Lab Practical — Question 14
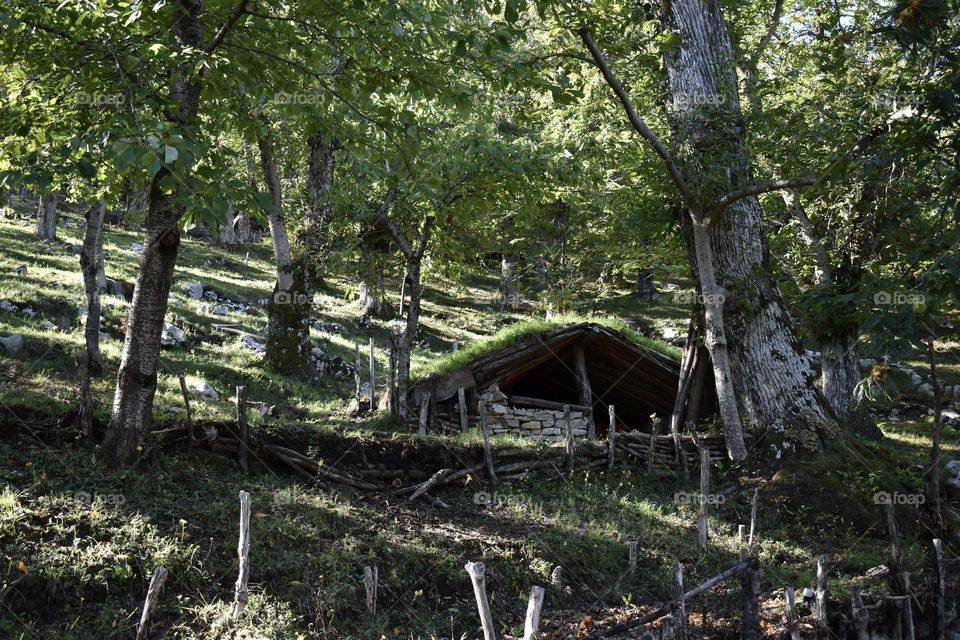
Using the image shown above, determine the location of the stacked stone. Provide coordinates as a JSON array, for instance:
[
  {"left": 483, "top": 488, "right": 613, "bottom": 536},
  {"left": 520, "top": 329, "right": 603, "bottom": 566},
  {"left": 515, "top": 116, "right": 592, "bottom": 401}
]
[{"left": 478, "top": 384, "right": 589, "bottom": 441}]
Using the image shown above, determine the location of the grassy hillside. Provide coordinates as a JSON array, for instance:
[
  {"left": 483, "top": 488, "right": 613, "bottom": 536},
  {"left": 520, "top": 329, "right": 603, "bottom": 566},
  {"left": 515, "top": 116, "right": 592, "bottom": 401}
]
[{"left": 0, "top": 205, "right": 957, "bottom": 639}]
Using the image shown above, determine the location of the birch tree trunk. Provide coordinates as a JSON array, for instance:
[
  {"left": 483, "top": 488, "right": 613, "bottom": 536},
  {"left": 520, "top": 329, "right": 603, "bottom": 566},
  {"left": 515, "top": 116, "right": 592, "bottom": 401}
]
[
  {"left": 102, "top": 0, "right": 206, "bottom": 468},
  {"left": 658, "top": 0, "right": 837, "bottom": 451},
  {"left": 35, "top": 193, "right": 58, "bottom": 241},
  {"left": 257, "top": 130, "right": 312, "bottom": 377},
  {"left": 80, "top": 200, "right": 106, "bottom": 377}
]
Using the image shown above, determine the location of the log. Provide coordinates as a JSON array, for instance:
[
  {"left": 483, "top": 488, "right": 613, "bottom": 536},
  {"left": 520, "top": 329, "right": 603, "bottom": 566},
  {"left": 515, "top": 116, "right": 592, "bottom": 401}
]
[
  {"left": 369, "top": 337, "right": 377, "bottom": 411},
  {"left": 522, "top": 585, "right": 545, "bottom": 640},
  {"left": 232, "top": 490, "right": 251, "bottom": 618},
  {"left": 698, "top": 446, "right": 709, "bottom": 550},
  {"left": 479, "top": 403, "right": 498, "bottom": 483},
  {"left": 135, "top": 566, "right": 170, "bottom": 640},
  {"left": 607, "top": 405, "right": 616, "bottom": 470},
  {"left": 465, "top": 561, "right": 497, "bottom": 640},
  {"left": 409, "top": 468, "right": 452, "bottom": 501},
  {"left": 364, "top": 565, "right": 378, "bottom": 615},
  {"left": 647, "top": 416, "right": 661, "bottom": 475},
  {"left": 458, "top": 386, "right": 469, "bottom": 432},
  {"left": 785, "top": 586, "right": 800, "bottom": 640},
  {"left": 672, "top": 562, "right": 687, "bottom": 640},
  {"left": 236, "top": 385, "right": 248, "bottom": 473},
  {"left": 509, "top": 395, "right": 589, "bottom": 412}
]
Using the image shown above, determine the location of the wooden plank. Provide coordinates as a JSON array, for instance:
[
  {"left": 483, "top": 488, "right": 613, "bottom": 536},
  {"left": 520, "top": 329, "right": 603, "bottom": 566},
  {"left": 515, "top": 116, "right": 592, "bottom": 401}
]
[{"left": 510, "top": 395, "right": 590, "bottom": 412}]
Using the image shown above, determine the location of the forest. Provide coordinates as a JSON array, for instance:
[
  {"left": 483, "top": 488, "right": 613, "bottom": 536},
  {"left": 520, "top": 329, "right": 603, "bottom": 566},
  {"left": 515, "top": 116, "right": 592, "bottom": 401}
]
[{"left": 0, "top": 0, "right": 959, "bottom": 638}]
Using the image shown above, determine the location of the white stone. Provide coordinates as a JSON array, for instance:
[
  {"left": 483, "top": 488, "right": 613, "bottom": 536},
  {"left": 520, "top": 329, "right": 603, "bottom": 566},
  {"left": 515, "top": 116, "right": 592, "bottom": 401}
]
[
  {"left": 520, "top": 421, "right": 541, "bottom": 430},
  {"left": 182, "top": 283, "right": 204, "bottom": 299},
  {"left": 190, "top": 380, "right": 219, "bottom": 401},
  {"left": 160, "top": 324, "right": 185, "bottom": 347},
  {"left": 211, "top": 305, "right": 229, "bottom": 316},
  {"left": 0, "top": 334, "right": 24, "bottom": 354},
  {"left": 917, "top": 383, "right": 934, "bottom": 399},
  {"left": 20, "top": 307, "right": 36, "bottom": 318},
  {"left": 11, "top": 265, "right": 27, "bottom": 275},
  {"left": 203, "top": 290, "right": 218, "bottom": 300},
  {"left": 240, "top": 335, "right": 266, "bottom": 353},
  {"left": 491, "top": 403, "right": 508, "bottom": 414},
  {"left": 43, "top": 320, "right": 56, "bottom": 331},
  {"left": 131, "top": 242, "right": 144, "bottom": 252},
  {"left": 0, "top": 300, "right": 16, "bottom": 311},
  {"left": 910, "top": 373, "right": 922, "bottom": 386}
]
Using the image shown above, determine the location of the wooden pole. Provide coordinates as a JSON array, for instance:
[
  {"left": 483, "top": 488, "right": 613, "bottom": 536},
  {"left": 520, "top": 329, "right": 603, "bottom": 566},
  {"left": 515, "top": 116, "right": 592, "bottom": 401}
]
[
  {"left": 458, "top": 387, "right": 469, "bottom": 432},
  {"left": 387, "top": 337, "right": 396, "bottom": 416},
  {"left": 369, "top": 337, "right": 376, "bottom": 411},
  {"left": 816, "top": 554, "right": 829, "bottom": 634},
  {"left": 851, "top": 584, "right": 870, "bottom": 640},
  {"left": 628, "top": 540, "right": 637, "bottom": 575},
  {"left": 748, "top": 487, "right": 758, "bottom": 550},
  {"left": 573, "top": 346, "right": 594, "bottom": 439},
  {"left": 522, "top": 585, "right": 545, "bottom": 640},
  {"left": 178, "top": 374, "right": 195, "bottom": 448},
  {"left": 135, "top": 566, "right": 170, "bottom": 640},
  {"left": 740, "top": 560, "right": 761, "bottom": 639},
  {"left": 465, "top": 561, "right": 497, "bottom": 640},
  {"left": 928, "top": 338, "right": 942, "bottom": 520},
  {"left": 698, "top": 446, "right": 709, "bottom": 550},
  {"left": 418, "top": 391, "right": 431, "bottom": 436},
  {"left": 236, "top": 385, "right": 249, "bottom": 473},
  {"left": 885, "top": 501, "right": 902, "bottom": 565},
  {"left": 364, "top": 565, "right": 378, "bottom": 616},
  {"left": 785, "top": 585, "right": 800, "bottom": 640},
  {"left": 647, "top": 416, "right": 661, "bottom": 474},
  {"left": 607, "top": 404, "right": 616, "bottom": 470},
  {"left": 564, "top": 404, "right": 575, "bottom": 477},
  {"left": 738, "top": 525, "right": 747, "bottom": 562},
  {"left": 933, "top": 538, "right": 945, "bottom": 640},
  {"left": 672, "top": 562, "right": 688, "bottom": 640},
  {"left": 902, "top": 572, "right": 915, "bottom": 640},
  {"left": 354, "top": 342, "right": 362, "bottom": 407},
  {"left": 479, "top": 403, "right": 498, "bottom": 483},
  {"left": 550, "top": 565, "right": 562, "bottom": 587},
  {"left": 232, "top": 490, "right": 251, "bottom": 618}
]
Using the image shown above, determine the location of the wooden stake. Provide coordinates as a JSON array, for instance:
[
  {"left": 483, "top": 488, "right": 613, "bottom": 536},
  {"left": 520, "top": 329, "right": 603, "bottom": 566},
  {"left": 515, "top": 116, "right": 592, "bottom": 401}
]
[
  {"left": 672, "top": 562, "right": 688, "bottom": 640},
  {"left": 928, "top": 338, "right": 942, "bottom": 520},
  {"left": 522, "top": 585, "right": 545, "bottom": 640},
  {"left": 354, "top": 342, "right": 361, "bottom": 406},
  {"left": 364, "top": 565, "right": 378, "bottom": 615},
  {"left": 135, "top": 566, "right": 170, "bottom": 640},
  {"left": 851, "top": 584, "right": 870, "bottom": 640},
  {"left": 232, "top": 490, "right": 251, "bottom": 618},
  {"left": 740, "top": 560, "right": 761, "bottom": 639},
  {"left": 479, "top": 403, "right": 498, "bottom": 483},
  {"left": 369, "top": 337, "right": 376, "bottom": 411},
  {"left": 564, "top": 404, "right": 575, "bottom": 477},
  {"left": 573, "top": 346, "right": 594, "bottom": 439},
  {"left": 885, "top": 501, "right": 902, "bottom": 565},
  {"left": 933, "top": 538, "right": 945, "bottom": 640},
  {"left": 465, "top": 561, "right": 497, "bottom": 640},
  {"left": 748, "top": 487, "right": 758, "bottom": 549},
  {"left": 628, "top": 541, "right": 637, "bottom": 575},
  {"left": 550, "top": 565, "right": 562, "bottom": 587},
  {"left": 698, "top": 446, "right": 709, "bottom": 550},
  {"left": 458, "top": 387, "right": 469, "bottom": 432},
  {"left": 387, "top": 337, "right": 396, "bottom": 416},
  {"left": 178, "top": 374, "right": 195, "bottom": 448},
  {"left": 738, "top": 525, "right": 747, "bottom": 562},
  {"left": 816, "top": 554, "right": 829, "bottom": 633},
  {"left": 785, "top": 585, "right": 800, "bottom": 640},
  {"left": 607, "top": 404, "right": 616, "bottom": 470},
  {"left": 236, "top": 385, "right": 248, "bottom": 473},
  {"left": 647, "top": 416, "right": 661, "bottom": 474},
  {"left": 902, "top": 571, "right": 915, "bottom": 640},
  {"left": 418, "top": 391, "right": 431, "bottom": 436}
]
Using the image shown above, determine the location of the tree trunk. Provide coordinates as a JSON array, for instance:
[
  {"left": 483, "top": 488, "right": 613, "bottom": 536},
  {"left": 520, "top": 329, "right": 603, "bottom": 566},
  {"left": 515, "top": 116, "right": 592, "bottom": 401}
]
[
  {"left": 102, "top": 0, "right": 205, "bottom": 468},
  {"left": 359, "top": 243, "right": 393, "bottom": 319},
  {"left": 258, "top": 131, "right": 312, "bottom": 376},
  {"left": 397, "top": 259, "right": 422, "bottom": 421},
  {"left": 219, "top": 201, "right": 237, "bottom": 244},
  {"left": 659, "top": 0, "right": 837, "bottom": 452},
  {"left": 36, "top": 193, "right": 58, "bottom": 241},
  {"left": 821, "top": 327, "right": 879, "bottom": 437},
  {"left": 499, "top": 215, "right": 520, "bottom": 310},
  {"left": 80, "top": 200, "right": 106, "bottom": 377},
  {"left": 635, "top": 268, "right": 658, "bottom": 301},
  {"left": 304, "top": 131, "right": 338, "bottom": 288},
  {"left": 237, "top": 141, "right": 256, "bottom": 244}
]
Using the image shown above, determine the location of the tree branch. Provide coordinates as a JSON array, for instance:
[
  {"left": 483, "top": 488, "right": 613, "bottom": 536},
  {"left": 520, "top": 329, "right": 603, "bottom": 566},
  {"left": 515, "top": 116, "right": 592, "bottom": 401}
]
[
  {"left": 374, "top": 187, "right": 411, "bottom": 257},
  {"left": 205, "top": 0, "right": 250, "bottom": 54},
  {"left": 709, "top": 176, "right": 815, "bottom": 217},
  {"left": 578, "top": 27, "right": 701, "bottom": 215}
]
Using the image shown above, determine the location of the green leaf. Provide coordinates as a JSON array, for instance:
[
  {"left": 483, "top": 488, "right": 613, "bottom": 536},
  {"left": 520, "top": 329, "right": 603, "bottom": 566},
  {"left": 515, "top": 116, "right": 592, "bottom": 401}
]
[{"left": 164, "top": 145, "right": 178, "bottom": 164}]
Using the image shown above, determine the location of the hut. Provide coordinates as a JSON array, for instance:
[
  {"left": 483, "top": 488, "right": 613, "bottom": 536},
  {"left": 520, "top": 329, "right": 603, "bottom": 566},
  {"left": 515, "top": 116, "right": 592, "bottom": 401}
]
[{"left": 410, "top": 322, "right": 714, "bottom": 440}]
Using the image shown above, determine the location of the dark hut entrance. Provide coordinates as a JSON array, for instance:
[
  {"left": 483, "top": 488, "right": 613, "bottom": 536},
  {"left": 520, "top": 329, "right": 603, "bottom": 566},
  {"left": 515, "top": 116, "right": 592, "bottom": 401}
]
[{"left": 413, "top": 322, "right": 715, "bottom": 438}]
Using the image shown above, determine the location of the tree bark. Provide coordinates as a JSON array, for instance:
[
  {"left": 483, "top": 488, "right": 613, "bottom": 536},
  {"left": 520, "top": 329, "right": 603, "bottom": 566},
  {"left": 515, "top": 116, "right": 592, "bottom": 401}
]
[
  {"left": 35, "top": 193, "right": 58, "bottom": 241},
  {"left": 304, "top": 131, "right": 338, "bottom": 289},
  {"left": 257, "top": 129, "right": 312, "bottom": 377},
  {"left": 238, "top": 141, "right": 256, "bottom": 244},
  {"left": 80, "top": 199, "right": 106, "bottom": 377},
  {"left": 656, "top": 0, "right": 837, "bottom": 451},
  {"left": 219, "top": 201, "right": 237, "bottom": 244}
]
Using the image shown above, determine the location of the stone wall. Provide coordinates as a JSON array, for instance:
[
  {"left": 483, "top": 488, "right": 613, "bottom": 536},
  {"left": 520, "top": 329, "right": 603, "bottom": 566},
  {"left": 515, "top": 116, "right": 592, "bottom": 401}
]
[{"left": 479, "top": 384, "right": 590, "bottom": 441}]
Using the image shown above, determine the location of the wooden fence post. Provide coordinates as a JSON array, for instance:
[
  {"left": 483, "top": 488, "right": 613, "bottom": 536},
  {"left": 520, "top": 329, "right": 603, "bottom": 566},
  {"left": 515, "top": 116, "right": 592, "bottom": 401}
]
[
  {"left": 647, "top": 416, "right": 661, "bottom": 474},
  {"left": 388, "top": 337, "right": 396, "bottom": 416},
  {"left": 884, "top": 501, "right": 915, "bottom": 640},
  {"left": 628, "top": 540, "right": 637, "bottom": 575},
  {"left": 738, "top": 525, "right": 747, "bottom": 562},
  {"left": 458, "top": 386, "right": 469, "bottom": 432},
  {"left": 748, "top": 487, "right": 758, "bottom": 550},
  {"left": 465, "top": 561, "right": 497, "bottom": 640},
  {"left": 354, "top": 342, "right": 362, "bottom": 407},
  {"left": 816, "top": 554, "right": 829, "bottom": 634},
  {"left": 418, "top": 391, "right": 431, "bottom": 436},
  {"left": 698, "top": 446, "right": 709, "bottom": 550},
  {"left": 672, "top": 562, "right": 688, "bottom": 640},
  {"left": 740, "top": 560, "right": 761, "bottom": 639},
  {"left": 607, "top": 405, "right": 616, "bottom": 470},
  {"left": 479, "top": 403, "right": 498, "bottom": 483},
  {"left": 364, "top": 565, "right": 378, "bottom": 616},
  {"left": 522, "top": 585, "right": 545, "bottom": 640},
  {"left": 785, "top": 585, "right": 800, "bottom": 640},
  {"left": 135, "top": 566, "right": 170, "bottom": 640},
  {"left": 236, "top": 385, "right": 249, "bottom": 473},
  {"left": 550, "top": 565, "right": 562, "bottom": 587},
  {"left": 564, "top": 404, "right": 575, "bottom": 477},
  {"left": 369, "top": 337, "right": 376, "bottom": 411},
  {"left": 851, "top": 584, "right": 870, "bottom": 640},
  {"left": 902, "top": 572, "right": 916, "bottom": 640},
  {"left": 933, "top": 538, "right": 945, "bottom": 640},
  {"left": 232, "top": 490, "right": 251, "bottom": 618},
  {"left": 178, "top": 374, "right": 195, "bottom": 448}
]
